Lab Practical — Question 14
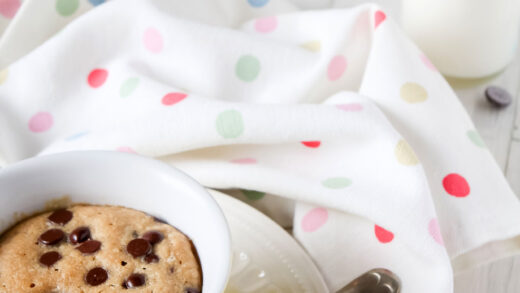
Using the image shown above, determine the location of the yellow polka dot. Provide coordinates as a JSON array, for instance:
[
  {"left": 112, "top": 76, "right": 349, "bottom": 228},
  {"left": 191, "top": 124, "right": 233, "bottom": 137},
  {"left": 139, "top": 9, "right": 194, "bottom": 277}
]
[
  {"left": 394, "top": 139, "right": 419, "bottom": 166},
  {"left": 400, "top": 82, "right": 428, "bottom": 103},
  {"left": 0, "top": 68, "right": 8, "bottom": 85},
  {"left": 300, "top": 41, "right": 321, "bottom": 52},
  {"left": 225, "top": 287, "right": 240, "bottom": 293}
]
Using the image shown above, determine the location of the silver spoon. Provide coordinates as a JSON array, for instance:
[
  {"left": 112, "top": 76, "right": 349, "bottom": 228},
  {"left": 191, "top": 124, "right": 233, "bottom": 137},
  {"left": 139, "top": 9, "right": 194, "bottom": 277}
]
[{"left": 338, "top": 268, "right": 401, "bottom": 293}]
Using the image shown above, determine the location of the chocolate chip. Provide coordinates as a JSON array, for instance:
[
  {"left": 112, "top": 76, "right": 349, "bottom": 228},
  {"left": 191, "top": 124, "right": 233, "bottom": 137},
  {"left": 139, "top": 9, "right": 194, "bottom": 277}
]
[
  {"left": 127, "top": 239, "right": 151, "bottom": 258},
  {"left": 144, "top": 253, "right": 159, "bottom": 263},
  {"left": 485, "top": 86, "right": 512, "bottom": 107},
  {"left": 185, "top": 288, "right": 200, "bottom": 293},
  {"left": 48, "top": 209, "right": 73, "bottom": 225},
  {"left": 38, "top": 229, "right": 65, "bottom": 245},
  {"left": 142, "top": 231, "right": 163, "bottom": 245},
  {"left": 39, "top": 251, "right": 62, "bottom": 267},
  {"left": 30, "top": 283, "right": 35, "bottom": 288},
  {"left": 69, "top": 227, "right": 91, "bottom": 244},
  {"left": 122, "top": 273, "right": 146, "bottom": 289},
  {"left": 121, "top": 261, "right": 127, "bottom": 266},
  {"left": 77, "top": 240, "right": 101, "bottom": 254},
  {"left": 85, "top": 267, "right": 108, "bottom": 286}
]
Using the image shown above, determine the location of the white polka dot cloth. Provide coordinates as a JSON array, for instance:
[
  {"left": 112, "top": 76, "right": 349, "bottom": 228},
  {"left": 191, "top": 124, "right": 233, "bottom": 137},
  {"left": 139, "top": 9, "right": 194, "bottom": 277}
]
[{"left": 1, "top": 0, "right": 520, "bottom": 292}]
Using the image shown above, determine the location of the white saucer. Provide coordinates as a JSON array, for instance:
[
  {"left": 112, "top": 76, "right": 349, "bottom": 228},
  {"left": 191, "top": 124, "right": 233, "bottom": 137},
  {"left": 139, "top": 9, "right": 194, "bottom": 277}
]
[{"left": 208, "top": 189, "right": 329, "bottom": 293}]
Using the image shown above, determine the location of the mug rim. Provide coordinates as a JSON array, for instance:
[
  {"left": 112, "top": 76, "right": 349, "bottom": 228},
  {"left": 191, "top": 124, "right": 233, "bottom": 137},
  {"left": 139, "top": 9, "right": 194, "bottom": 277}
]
[{"left": 0, "top": 151, "right": 231, "bottom": 293}]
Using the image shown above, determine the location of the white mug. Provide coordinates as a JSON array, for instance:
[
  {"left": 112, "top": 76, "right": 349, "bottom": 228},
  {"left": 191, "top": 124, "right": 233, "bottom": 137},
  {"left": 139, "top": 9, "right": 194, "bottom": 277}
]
[
  {"left": 0, "top": 151, "right": 231, "bottom": 293},
  {"left": 402, "top": 0, "right": 520, "bottom": 78}
]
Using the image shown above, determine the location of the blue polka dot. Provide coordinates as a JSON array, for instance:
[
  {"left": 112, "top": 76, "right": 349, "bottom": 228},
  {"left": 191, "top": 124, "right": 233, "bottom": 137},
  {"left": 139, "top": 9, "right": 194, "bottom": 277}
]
[
  {"left": 247, "top": 0, "right": 269, "bottom": 7},
  {"left": 88, "top": 0, "right": 105, "bottom": 6},
  {"left": 65, "top": 131, "right": 89, "bottom": 141}
]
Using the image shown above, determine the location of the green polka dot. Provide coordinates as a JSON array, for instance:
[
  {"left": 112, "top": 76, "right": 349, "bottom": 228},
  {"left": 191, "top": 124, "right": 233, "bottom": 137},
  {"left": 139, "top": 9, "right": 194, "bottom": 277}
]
[
  {"left": 322, "top": 177, "right": 352, "bottom": 189},
  {"left": 241, "top": 189, "right": 265, "bottom": 200},
  {"left": 216, "top": 110, "right": 244, "bottom": 138},
  {"left": 467, "top": 130, "right": 485, "bottom": 148},
  {"left": 120, "top": 77, "right": 140, "bottom": 98},
  {"left": 56, "top": 0, "right": 79, "bottom": 16},
  {"left": 235, "top": 55, "right": 260, "bottom": 82}
]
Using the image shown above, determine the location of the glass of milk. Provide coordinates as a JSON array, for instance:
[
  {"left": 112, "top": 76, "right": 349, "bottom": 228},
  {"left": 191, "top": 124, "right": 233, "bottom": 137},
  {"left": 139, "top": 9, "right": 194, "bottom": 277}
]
[{"left": 402, "top": 0, "right": 520, "bottom": 78}]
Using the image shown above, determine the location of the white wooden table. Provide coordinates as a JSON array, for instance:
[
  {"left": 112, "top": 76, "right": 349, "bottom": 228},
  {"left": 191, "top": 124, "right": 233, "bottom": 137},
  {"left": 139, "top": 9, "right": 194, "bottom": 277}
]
[{"left": 450, "top": 41, "right": 520, "bottom": 293}]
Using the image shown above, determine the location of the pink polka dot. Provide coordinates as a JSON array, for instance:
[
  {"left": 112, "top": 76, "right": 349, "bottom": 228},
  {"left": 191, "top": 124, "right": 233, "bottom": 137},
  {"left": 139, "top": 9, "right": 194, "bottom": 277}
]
[
  {"left": 230, "top": 158, "right": 257, "bottom": 164},
  {"left": 374, "top": 225, "right": 394, "bottom": 243},
  {"left": 336, "top": 103, "right": 363, "bottom": 112},
  {"left": 443, "top": 173, "right": 470, "bottom": 197},
  {"left": 420, "top": 54, "right": 438, "bottom": 71},
  {"left": 28, "top": 112, "right": 53, "bottom": 133},
  {"left": 254, "top": 16, "right": 277, "bottom": 33},
  {"left": 143, "top": 27, "right": 163, "bottom": 53},
  {"left": 301, "top": 141, "right": 321, "bottom": 148},
  {"left": 428, "top": 218, "right": 444, "bottom": 245},
  {"left": 0, "top": 0, "right": 20, "bottom": 19},
  {"left": 374, "top": 10, "right": 386, "bottom": 29},
  {"left": 162, "top": 92, "right": 187, "bottom": 106},
  {"left": 301, "top": 208, "right": 328, "bottom": 232},
  {"left": 87, "top": 69, "right": 108, "bottom": 88},
  {"left": 327, "top": 55, "right": 347, "bottom": 81},
  {"left": 116, "top": 147, "right": 137, "bottom": 154}
]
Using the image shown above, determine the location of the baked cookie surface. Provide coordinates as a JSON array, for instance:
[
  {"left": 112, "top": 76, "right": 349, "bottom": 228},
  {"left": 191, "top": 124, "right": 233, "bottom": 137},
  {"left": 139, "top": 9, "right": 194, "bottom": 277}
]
[{"left": 0, "top": 205, "right": 202, "bottom": 292}]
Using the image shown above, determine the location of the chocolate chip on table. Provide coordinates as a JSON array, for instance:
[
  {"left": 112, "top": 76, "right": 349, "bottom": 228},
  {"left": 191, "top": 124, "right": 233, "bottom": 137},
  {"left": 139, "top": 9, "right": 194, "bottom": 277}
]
[
  {"left": 85, "top": 267, "right": 108, "bottom": 286},
  {"left": 39, "top": 251, "right": 62, "bottom": 267},
  {"left": 127, "top": 239, "right": 151, "bottom": 258},
  {"left": 144, "top": 253, "right": 159, "bottom": 263},
  {"left": 485, "top": 86, "right": 512, "bottom": 107},
  {"left": 76, "top": 240, "right": 101, "bottom": 254},
  {"left": 48, "top": 209, "right": 73, "bottom": 225},
  {"left": 185, "top": 288, "right": 200, "bottom": 293},
  {"left": 69, "top": 227, "right": 91, "bottom": 244},
  {"left": 142, "top": 231, "right": 163, "bottom": 245},
  {"left": 122, "top": 273, "right": 146, "bottom": 289},
  {"left": 38, "top": 229, "right": 65, "bottom": 245}
]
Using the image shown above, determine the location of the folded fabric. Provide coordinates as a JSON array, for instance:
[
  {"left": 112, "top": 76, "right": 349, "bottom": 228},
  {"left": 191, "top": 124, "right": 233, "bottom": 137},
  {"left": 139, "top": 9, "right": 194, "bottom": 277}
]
[{"left": 1, "top": 0, "right": 520, "bottom": 292}]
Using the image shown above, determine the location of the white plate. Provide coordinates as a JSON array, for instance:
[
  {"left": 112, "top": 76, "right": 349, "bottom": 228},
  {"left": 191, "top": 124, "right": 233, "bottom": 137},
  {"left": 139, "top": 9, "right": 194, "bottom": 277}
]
[{"left": 208, "top": 189, "right": 329, "bottom": 293}]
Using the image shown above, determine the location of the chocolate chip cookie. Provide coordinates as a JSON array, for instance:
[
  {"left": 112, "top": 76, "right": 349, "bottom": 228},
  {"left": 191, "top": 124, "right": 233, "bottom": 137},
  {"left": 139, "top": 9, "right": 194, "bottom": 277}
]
[{"left": 0, "top": 205, "right": 202, "bottom": 292}]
